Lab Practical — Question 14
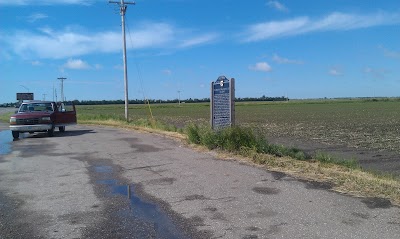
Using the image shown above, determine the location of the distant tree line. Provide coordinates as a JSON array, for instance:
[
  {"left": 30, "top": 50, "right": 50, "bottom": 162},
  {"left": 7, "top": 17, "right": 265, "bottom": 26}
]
[
  {"left": 236, "top": 96, "right": 288, "bottom": 102},
  {"left": 71, "top": 96, "right": 289, "bottom": 105},
  {"left": 0, "top": 96, "right": 288, "bottom": 107},
  {"left": 4, "top": 97, "right": 400, "bottom": 107}
]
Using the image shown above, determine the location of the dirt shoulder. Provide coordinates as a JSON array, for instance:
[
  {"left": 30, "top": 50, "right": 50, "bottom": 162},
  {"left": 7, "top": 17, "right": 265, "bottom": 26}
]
[{"left": 267, "top": 135, "right": 400, "bottom": 178}]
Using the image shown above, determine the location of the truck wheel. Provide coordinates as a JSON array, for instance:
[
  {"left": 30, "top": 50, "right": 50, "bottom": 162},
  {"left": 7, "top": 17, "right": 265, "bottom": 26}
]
[
  {"left": 59, "top": 126, "right": 65, "bottom": 132},
  {"left": 12, "top": 131, "right": 19, "bottom": 139},
  {"left": 47, "top": 126, "right": 55, "bottom": 137}
]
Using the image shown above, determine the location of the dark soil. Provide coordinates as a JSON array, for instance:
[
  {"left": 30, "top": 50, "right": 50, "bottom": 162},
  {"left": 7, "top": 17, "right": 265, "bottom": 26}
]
[{"left": 267, "top": 135, "right": 400, "bottom": 178}]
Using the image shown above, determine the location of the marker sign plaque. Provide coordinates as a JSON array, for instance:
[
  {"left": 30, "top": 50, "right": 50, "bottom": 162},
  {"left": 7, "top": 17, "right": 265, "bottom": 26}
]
[
  {"left": 211, "top": 76, "right": 235, "bottom": 129},
  {"left": 16, "top": 93, "right": 34, "bottom": 100}
]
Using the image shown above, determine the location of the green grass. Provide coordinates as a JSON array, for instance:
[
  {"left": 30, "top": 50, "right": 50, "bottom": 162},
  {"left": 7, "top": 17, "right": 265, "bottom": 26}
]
[
  {"left": 77, "top": 103, "right": 208, "bottom": 127},
  {"left": 0, "top": 112, "right": 13, "bottom": 123},
  {"left": 77, "top": 99, "right": 400, "bottom": 153},
  {"left": 186, "top": 124, "right": 263, "bottom": 151},
  {"left": 185, "top": 124, "right": 358, "bottom": 168},
  {"left": 314, "top": 151, "right": 359, "bottom": 169}
]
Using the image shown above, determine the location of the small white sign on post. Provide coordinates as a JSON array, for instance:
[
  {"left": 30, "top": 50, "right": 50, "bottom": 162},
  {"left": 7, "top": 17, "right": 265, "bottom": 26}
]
[{"left": 210, "top": 76, "right": 235, "bottom": 130}]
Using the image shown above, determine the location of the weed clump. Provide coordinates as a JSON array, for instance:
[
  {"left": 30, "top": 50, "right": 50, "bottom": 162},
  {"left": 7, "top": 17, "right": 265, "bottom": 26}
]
[
  {"left": 314, "top": 151, "right": 359, "bottom": 169},
  {"left": 186, "top": 124, "right": 201, "bottom": 144},
  {"left": 186, "top": 124, "right": 265, "bottom": 152},
  {"left": 185, "top": 124, "right": 360, "bottom": 169}
]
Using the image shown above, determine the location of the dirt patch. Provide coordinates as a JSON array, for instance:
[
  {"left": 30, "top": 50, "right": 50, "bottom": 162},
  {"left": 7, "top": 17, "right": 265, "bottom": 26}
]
[
  {"left": 361, "top": 197, "right": 392, "bottom": 209},
  {"left": 252, "top": 187, "right": 281, "bottom": 195},
  {"left": 267, "top": 135, "right": 400, "bottom": 178}
]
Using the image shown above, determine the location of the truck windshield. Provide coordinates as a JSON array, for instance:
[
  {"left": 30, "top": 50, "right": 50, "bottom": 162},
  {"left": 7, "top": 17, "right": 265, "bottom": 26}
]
[{"left": 19, "top": 103, "right": 53, "bottom": 112}]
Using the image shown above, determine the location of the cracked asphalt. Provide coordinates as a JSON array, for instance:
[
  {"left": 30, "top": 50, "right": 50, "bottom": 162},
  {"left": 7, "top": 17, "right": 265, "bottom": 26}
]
[{"left": 0, "top": 121, "right": 399, "bottom": 238}]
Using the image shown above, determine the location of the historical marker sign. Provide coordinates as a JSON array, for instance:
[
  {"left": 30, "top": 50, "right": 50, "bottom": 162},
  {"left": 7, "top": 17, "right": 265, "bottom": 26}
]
[
  {"left": 16, "top": 93, "right": 34, "bottom": 100},
  {"left": 211, "top": 76, "right": 235, "bottom": 129}
]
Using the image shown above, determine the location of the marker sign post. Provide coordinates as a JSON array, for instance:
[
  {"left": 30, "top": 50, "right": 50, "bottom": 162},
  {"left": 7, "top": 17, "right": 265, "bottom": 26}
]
[{"left": 211, "top": 76, "right": 235, "bottom": 130}]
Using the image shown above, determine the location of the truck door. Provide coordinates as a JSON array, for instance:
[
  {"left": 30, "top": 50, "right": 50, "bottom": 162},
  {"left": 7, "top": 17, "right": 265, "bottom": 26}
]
[{"left": 55, "top": 102, "right": 77, "bottom": 124}]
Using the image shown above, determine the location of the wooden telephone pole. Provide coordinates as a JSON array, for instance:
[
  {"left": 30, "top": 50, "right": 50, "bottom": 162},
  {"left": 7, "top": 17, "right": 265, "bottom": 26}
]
[{"left": 109, "top": 0, "right": 135, "bottom": 121}]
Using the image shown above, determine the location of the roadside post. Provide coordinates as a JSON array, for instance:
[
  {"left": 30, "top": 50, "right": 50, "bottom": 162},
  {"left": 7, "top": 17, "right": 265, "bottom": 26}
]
[{"left": 210, "top": 76, "right": 235, "bottom": 130}]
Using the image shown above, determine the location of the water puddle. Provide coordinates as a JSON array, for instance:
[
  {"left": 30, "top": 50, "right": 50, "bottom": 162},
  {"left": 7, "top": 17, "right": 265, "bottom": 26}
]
[
  {"left": 96, "top": 179, "right": 117, "bottom": 185},
  {"left": 0, "top": 130, "right": 12, "bottom": 155},
  {"left": 94, "top": 165, "right": 113, "bottom": 173},
  {"left": 94, "top": 165, "right": 185, "bottom": 239}
]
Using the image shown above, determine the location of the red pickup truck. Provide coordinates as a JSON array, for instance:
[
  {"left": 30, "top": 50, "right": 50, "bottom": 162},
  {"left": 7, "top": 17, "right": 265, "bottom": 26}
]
[{"left": 9, "top": 101, "right": 77, "bottom": 139}]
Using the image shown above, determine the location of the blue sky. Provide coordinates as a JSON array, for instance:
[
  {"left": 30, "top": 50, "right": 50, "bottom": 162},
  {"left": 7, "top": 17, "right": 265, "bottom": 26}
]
[{"left": 1, "top": 0, "right": 399, "bottom": 103}]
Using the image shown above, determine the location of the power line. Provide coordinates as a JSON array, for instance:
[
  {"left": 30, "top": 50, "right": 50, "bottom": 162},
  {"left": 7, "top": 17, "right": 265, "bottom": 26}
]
[
  {"left": 125, "top": 18, "right": 154, "bottom": 119},
  {"left": 20, "top": 85, "right": 29, "bottom": 93},
  {"left": 109, "top": 0, "right": 135, "bottom": 121}
]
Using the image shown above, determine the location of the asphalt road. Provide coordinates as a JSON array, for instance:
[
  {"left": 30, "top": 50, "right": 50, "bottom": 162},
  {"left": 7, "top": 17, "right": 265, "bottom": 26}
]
[{"left": 0, "top": 121, "right": 399, "bottom": 238}]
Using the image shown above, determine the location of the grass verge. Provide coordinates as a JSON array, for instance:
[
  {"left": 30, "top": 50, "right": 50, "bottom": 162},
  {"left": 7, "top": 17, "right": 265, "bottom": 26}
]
[
  {"left": 0, "top": 112, "right": 13, "bottom": 123},
  {"left": 184, "top": 124, "right": 400, "bottom": 206}
]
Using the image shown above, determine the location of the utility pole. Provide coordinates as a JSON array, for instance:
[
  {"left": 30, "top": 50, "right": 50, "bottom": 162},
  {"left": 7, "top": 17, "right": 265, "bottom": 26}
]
[
  {"left": 109, "top": 0, "right": 135, "bottom": 121},
  {"left": 177, "top": 90, "right": 181, "bottom": 106},
  {"left": 42, "top": 93, "right": 47, "bottom": 101},
  {"left": 57, "top": 77, "right": 66, "bottom": 102}
]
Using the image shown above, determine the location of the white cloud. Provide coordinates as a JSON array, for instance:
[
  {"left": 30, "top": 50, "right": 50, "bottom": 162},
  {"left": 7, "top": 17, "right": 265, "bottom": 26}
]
[
  {"left": 27, "top": 13, "right": 48, "bottom": 23},
  {"left": 31, "top": 60, "right": 42, "bottom": 66},
  {"left": 179, "top": 33, "right": 219, "bottom": 48},
  {"left": 0, "top": 0, "right": 94, "bottom": 5},
  {"left": 272, "top": 54, "right": 303, "bottom": 64},
  {"left": 267, "top": 1, "right": 289, "bottom": 12},
  {"left": 242, "top": 11, "right": 400, "bottom": 42},
  {"left": 249, "top": 62, "right": 272, "bottom": 72},
  {"left": 163, "top": 69, "right": 172, "bottom": 75},
  {"left": 63, "top": 58, "right": 90, "bottom": 69},
  {"left": 329, "top": 67, "right": 343, "bottom": 76},
  {"left": 38, "top": 27, "right": 54, "bottom": 35},
  {"left": 5, "top": 29, "right": 119, "bottom": 59},
  {"left": 364, "top": 67, "right": 388, "bottom": 80},
  {"left": 243, "top": 17, "right": 309, "bottom": 41},
  {"left": 379, "top": 45, "right": 400, "bottom": 59},
  {"left": 113, "top": 65, "right": 123, "bottom": 70},
  {"left": 3, "top": 22, "right": 217, "bottom": 59},
  {"left": 129, "top": 23, "right": 175, "bottom": 49}
]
